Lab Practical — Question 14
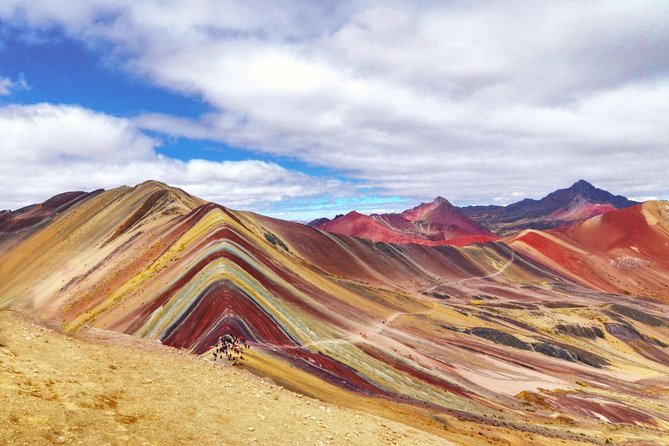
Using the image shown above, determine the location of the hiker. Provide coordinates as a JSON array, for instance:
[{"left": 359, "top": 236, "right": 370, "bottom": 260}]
[{"left": 211, "top": 332, "right": 248, "bottom": 365}]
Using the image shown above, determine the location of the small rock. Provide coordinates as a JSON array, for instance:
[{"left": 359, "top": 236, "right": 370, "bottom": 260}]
[{"left": 247, "top": 427, "right": 255, "bottom": 432}]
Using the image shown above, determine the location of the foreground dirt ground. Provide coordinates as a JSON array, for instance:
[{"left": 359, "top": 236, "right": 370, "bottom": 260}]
[{"left": 0, "top": 310, "right": 452, "bottom": 446}]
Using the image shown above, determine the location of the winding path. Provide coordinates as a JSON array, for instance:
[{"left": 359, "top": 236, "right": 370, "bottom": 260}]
[{"left": 423, "top": 251, "right": 516, "bottom": 293}]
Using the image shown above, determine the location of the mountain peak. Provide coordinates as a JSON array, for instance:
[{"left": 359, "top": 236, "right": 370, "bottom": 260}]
[
  {"left": 559, "top": 180, "right": 636, "bottom": 208},
  {"left": 314, "top": 196, "right": 493, "bottom": 244},
  {"left": 135, "top": 179, "right": 172, "bottom": 191},
  {"left": 402, "top": 197, "right": 454, "bottom": 221},
  {"left": 570, "top": 179, "right": 596, "bottom": 192},
  {"left": 543, "top": 180, "right": 637, "bottom": 214},
  {"left": 461, "top": 179, "right": 638, "bottom": 235},
  {"left": 433, "top": 196, "right": 451, "bottom": 205},
  {"left": 345, "top": 210, "right": 365, "bottom": 218},
  {"left": 411, "top": 196, "right": 455, "bottom": 212}
]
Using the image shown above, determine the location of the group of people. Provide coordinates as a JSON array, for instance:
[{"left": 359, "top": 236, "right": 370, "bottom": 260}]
[{"left": 212, "top": 334, "right": 250, "bottom": 365}]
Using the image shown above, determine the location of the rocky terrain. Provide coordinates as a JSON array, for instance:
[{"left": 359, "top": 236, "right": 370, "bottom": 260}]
[
  {"left": 0, "top": 310, "right": 449, "bottom": 446},
  {"left": 1, "top": 180, "right": 668, "bottom": 445}
]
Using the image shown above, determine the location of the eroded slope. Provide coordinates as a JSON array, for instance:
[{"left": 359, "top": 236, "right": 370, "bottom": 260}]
[{"left": 1, "top": 183, "right": 668, "bottom": 445}]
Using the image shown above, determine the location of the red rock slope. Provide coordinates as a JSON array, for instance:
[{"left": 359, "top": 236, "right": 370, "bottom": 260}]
[
  {"left": 316, "top": 197, "right": 496, "bottom": 246},
  {"left": 509, "top": 201, "right": 669, "bottom": 300}
]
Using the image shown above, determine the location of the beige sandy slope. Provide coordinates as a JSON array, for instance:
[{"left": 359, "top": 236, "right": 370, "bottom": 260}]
[{"left": 0, "top": 310, "right": 452, "bottom": 446}]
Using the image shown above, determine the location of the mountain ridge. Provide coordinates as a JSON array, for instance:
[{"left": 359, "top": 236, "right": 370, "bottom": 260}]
[
  {"left": 310, "top": 180, "right": 637, "bottom": 242},
  {"left": 460, "top": 179, "right": 638, "bottom": 234},
  {"left": 314, "top": 196, "right": 496, "bottom": 246},
  {"left": 2, "top": 181, "right": 669, "bottom": 444}
]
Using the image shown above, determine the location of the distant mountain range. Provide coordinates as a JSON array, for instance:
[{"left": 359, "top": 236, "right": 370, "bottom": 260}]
[
  {"left": 311, "top": 196, "right": 496, "bottom": 246},
  {"left": 310, "top": 180, "right": 638, "bottom": 242},
  {"left": 460, "top": 179, "right": 638, "bottom": 235}
]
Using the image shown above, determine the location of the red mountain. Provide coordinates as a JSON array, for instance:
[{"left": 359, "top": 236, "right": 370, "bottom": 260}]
[
  {"left": 508, "top": 200, "right": 669, "bottom": 299},
  {"left": 315, "top": 196, "right": 496, "bottom": 246}
]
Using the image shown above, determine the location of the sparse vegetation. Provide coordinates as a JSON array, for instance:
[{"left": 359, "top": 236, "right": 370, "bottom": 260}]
[{"left": 263, "top": 231, "right": 289, "bottom": 251}]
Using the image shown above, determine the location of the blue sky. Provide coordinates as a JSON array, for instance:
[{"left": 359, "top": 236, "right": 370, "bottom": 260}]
[
  {"left": 0, "top": 34, "right": 206, "bottom": 117},
  {"left": 0, "top": 1, "right": 667, "bottom": 220},
  {"left": 0, "top": 32, "right": 347, "bottom": 184}
]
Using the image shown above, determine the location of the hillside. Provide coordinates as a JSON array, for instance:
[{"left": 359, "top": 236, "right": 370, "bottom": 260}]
[
  {"left": 508, "top": 201, "right": 669, "bottom": 300},
  {"left": 0, "top": 310, "right": 449, "bottom": 445},
  {"left": 1, "top": 182, "right": 669, "bottom": 445}
]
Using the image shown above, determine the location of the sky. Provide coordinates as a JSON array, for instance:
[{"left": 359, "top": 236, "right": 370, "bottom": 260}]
[{"left": 0, "top": 1, "right": 667, "bottom": 221}]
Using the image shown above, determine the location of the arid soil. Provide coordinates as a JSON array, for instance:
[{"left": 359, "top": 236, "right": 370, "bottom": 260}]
[{"left": 0, "top": 310, "right": 451, "bottom": 446}]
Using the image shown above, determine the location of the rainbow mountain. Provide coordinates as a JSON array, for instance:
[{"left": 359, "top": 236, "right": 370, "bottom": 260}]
[{"left": 1, "top": 180, "right": 668, "bottom": 445}]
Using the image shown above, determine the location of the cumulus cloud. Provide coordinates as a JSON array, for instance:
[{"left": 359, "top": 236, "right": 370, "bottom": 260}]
[
  {"left": 0, "top": 103, "right": 345, "bottom": 212},
  {"left": 0, "top": 0, "right": 667, "bottom": 207}
]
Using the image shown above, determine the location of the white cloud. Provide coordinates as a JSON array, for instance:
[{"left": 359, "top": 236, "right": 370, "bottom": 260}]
[
  {"left": 0, "top": 78, "right": 12, "bottom": 95},
  {"left": 0, "top": 103, "right": 346, "bottom": 212},
  {"left": 0, "top": 75, "right": 29, "bottom": 95},
  {"left": 0, "top": 1, "right": 668, "bottom": 207}
]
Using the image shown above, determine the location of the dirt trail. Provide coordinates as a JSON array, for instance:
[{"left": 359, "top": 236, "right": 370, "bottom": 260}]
[
  {"left": 423, "top": 252, "right": 516, "bottom": 294},
  {"left": 0, "top": 310, "right": 453, "bottom": 446},
  {"left": 252, "top": 307, "right": 433, "bottom": 353}
]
